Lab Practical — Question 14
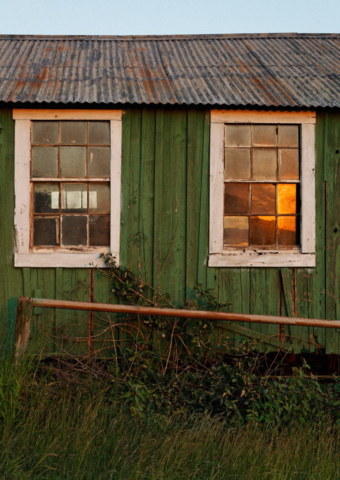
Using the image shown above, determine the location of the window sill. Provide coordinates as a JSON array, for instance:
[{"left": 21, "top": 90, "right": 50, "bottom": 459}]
[
  {"left": 208, "top": 251, "right": 315, "bottom": 268},
  {"left": 14, "top": 252, "right": 119, "bottom": 268}
]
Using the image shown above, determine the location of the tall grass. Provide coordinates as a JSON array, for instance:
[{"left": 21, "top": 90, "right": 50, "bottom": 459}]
[{"left": 1, "top": 355, "right": 340, "bottom": 479}]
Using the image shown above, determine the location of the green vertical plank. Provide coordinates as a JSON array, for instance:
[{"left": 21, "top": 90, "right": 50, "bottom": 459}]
[
  {"left": 153, "top": 109, "right": 164, "bottom": 294},
  {"left": 92, "top": 269, "right": 116, "bottom": 358},
  {"left": 23, "top": 269, "right": 31, "bottom": 297},
  {"left": 197, "top": 110, "right": 210, "bottom": 289},
  {"left": 55, "top": 268, "right": 63, "bottom": 355},
  {"left": 324, "top": 112, "right": 340, "bottom": 354},
  {"left": 139, "top": 108, "right": 156, "bottom": 287},
  {"left": 250, "top": 269, "right": 280, "bottom": 352},
  {"left": 38, "top": 269, "right": 56, "bottom": 353},
  {"left": 120, "top": 109, "right": 131, "bottom": 269},
  {"left": 154, "top": 109, "right": 187, "bottom": 306},
  {"left": 127, "top": 110, "right": 142, "bottom": 275},
  {"left": 61, "top": 269, "right": 90, "bottom": 356},
  {"left": 186, "top": 109, "right": 205, "bottom": 298},
  {"left": 0, "top": 109, "right": 23, "bottom": 354},
  {"left": 281, "top": 268, "right": 303, "bottom": 354}
]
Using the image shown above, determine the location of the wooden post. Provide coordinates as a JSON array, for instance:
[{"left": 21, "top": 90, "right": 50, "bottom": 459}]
[{"left": 13, "top": 297, "right": 32, "bottom": 361}]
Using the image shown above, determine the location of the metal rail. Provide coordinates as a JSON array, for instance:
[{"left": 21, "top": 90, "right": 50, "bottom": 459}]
[{"left": 22, "top": 296, "right": 340, "bottom": 329}]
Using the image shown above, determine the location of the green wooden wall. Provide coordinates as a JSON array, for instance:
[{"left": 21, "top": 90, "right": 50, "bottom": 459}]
[{"left": 1, "top": 107, "right": 340, "bottom": 355}]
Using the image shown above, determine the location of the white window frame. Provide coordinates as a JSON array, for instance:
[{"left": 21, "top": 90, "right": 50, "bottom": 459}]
[
  {"left": 13, "top": 109, "right": 122, "bottom": 268},
  {"left": 209, "top": 109, "right": 316, "bottom": 268}
]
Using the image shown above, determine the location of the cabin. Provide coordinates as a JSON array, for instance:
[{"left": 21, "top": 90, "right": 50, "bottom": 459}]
[{"left": 1, "top": 33, "right": 340, "bottom": 357}]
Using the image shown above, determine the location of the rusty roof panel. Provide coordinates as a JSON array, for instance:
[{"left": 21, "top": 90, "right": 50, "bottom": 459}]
[{"left": 0, "top": 34, "right": 340, "bottom": 107}]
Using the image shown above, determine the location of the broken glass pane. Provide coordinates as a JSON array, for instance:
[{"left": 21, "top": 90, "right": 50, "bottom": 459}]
[
  {"left": 250, "top": 184, "right": 275, "bottom": 214},
  {"left": 34, "top": 183, "right": 60, "bottom": 213},
  {"left": 61, "top": 215, "right": 87, "bottom": 246},
  {"left": 278, "top": 216, "right": 298, "bottom": 245},
  {"left": 60, "top": 121, "right": 87, "bottom": 145},
  {"left": 89, "top": 215, "right": 110, "bottom": 246},
  {"left": 88, "top": 147, "right": 110, "bottom": 177},
  {"left": 278, "top": 125, "right": 299, "bottom": 148},
  {"left": 223, "top": 216, "right": 249, "bottom": 246},
  {"left": 250, "top": 216, "right": 276, "bottom": 245},
  {"left": 32, "top": 147, "right": 58, "bottom": 177},
  {"left": 61, "top": 183, "right": 87, "bottom": 213},
  {"left": 34, "top": 217, "right": 59, "bottom": 246},
  {"left": 32, "top": 122, "right": 58, "bottom": 145},
  {"left": 252, "top": 125, "right": 277, "bottom": 146},
  {"left": 225, "top": 125, "right": 251, "bottom": 147},
  {"left": 278, "top": 184, "right": 297, "bottom": 214},
  {"left": 278, "top": 149, "right": 299, "bottom": 180},
  {"left": 89, "top": 183, "right": 110, "bottom": 214},
  {"left": 88, "top": 121, "right": 110, "bottom": 145},
  {"left": 60, "top": 147, "right": 86, "bottom": 177},
  {"left": 224, "top": 183, "right": 249, "bottom": 214},
  {"left": 252, "top": 148, "right": 277, "bottom": 180},
  {"left": 225, "top": 148, "right": 250, "bottom": 179}
]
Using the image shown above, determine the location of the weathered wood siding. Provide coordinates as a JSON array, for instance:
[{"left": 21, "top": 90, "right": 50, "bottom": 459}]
[{"left": 1, "top": 107, "right": 340, "bottom": 354}]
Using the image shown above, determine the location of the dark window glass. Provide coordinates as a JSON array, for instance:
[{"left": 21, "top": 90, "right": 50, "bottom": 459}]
[
  {"left": 34, "top": 183, "right": 59, "bottom": 213},
  {"left": 88, "top": 121, "right": 110, "bottom": 145},
  {"left": 278, "top": 216, "right": 298, "bottom": 245},
  {"left": 224, "top": 216, "right": 249, "bottom": 246},
  {"left": 224, "top": 183, "right": 249, "bottom": 214},
  {"left": 250, "top": 184, "right": 275, "bottom": 214},
  {"left": 32, "top": 147, "right": 58, "bottom": 177},
  {"left": 89, "top": 215, "right": 110, "bottom": 246},
  {"left": 250, "top": 216, "right": 276, "bottom": 245},
  {"left": 88, "top": 147, "right": 110, "bottom": 177},
  {"left": 32, "top": 122, "right": 58, "bottom": 145},
  {"left": 61, "top": 216, "right": 87, "bottom": 246},
  {"left": 60, "top": 147, "right": 86, "bottom": 177},
  {"left": 60, "top": 121, "right": 87, "bottom": 145},
  {"left": 34, "top": 217, "right": 58, "bottom": 246}
]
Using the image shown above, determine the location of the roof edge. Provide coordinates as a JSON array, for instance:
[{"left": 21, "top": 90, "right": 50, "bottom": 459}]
[{"left": 0, "top": 32, "right": 340, "bottom": 41}]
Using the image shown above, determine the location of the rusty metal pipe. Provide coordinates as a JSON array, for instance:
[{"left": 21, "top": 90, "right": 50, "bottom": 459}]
[{"left": 25, "top": 297, "right": 340, "bottom": 329}]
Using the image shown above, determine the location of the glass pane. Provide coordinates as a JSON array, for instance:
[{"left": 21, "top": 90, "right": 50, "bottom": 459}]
[
  {"left": 252, "top": 148, "right": 277, "bottom": 180},
  {"left": 250, "top": 184, "right": 275, "bottom": 214},
  {"left": 89, "top": 215, "right": 110, "bottom": 246},
  {"left": 34, "top": 183, "right": 59, "bottom": 213},
  {"left": 279, "top": 149, "right": 299, "bottom": 180},
  {"left": 88, "top": 122, "right": 110, "bottom": 145},
  {"left": 225, "top": 125, "right": 251, "bottom": 147},
  {"left": 32, "top": 122, "right": 58, "bottom": 145},
  {"left": 250, "top": 216, "right": 276, "bottom": 245},
  {"left": 252, "top": 125, "right": 277, "bottom": 146},
  {"left": 60, "top": 121, "right": 86, "bottom": 145},
  {"left": 224, "top": 183, "right": 249, "bottom": 214},
  {"left": 61, "top": 215, "right": 87, "bottom": 246},
  {"left": 225, "top": 149, "right": 250, "bottom": 179},
  {"left": 89, "top": 183, "right": 110, "bottom": 214},
  {"left": 61, "top": 183, "right": 87, "bottom": 213},
  {"left": 34, "top": 217, "right": 59, "bottom": 246},
  {"left": 60, "top": 147, "right": 86, "bottom": 177},
  {"left": 278, "top": 216, "right": 298, "bottom": 245},
  {"left": 224, "top": 216, "right": 249, "bottom": 246},
  {"left": 278, "top": 184, "right": 297, "bottom": 214},
  {"left": 32, "top": 147, "right": 58, "bottom": 177},
  {"left": 278, "top": 125, "right": 299, "bottom": 148},
  {"left": 88, "top": 147, "right": 110, "bottom": 177}
]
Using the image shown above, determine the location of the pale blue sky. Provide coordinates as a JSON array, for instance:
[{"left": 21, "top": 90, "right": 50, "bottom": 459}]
[{"left": 0, "top": 0, "right": 339, "bottom": 36}]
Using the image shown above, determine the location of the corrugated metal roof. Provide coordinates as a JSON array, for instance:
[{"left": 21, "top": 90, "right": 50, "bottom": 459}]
[{"left": 0, "top": 33, "right": 340, "bottom": 107}]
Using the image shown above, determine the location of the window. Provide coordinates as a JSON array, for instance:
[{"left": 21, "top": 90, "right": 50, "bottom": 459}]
[
  {"left": 209, "top": 110, "right": 316, "bottom": 267},
  {"left": 14, "top": 110, "right": 122, "bottom": 268}
]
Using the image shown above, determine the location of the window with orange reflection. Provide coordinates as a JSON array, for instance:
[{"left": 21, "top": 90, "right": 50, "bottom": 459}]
[{"left": 224, "top": 124, "right": 300, "bottom": 247}]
